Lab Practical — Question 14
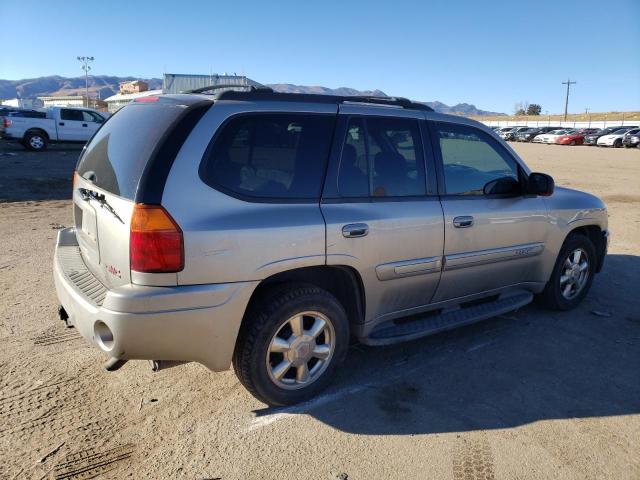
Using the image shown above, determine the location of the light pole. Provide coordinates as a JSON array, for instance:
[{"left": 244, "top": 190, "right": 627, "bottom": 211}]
[{"left": 77, "top": 56, "right": 94, "bottom": 108}]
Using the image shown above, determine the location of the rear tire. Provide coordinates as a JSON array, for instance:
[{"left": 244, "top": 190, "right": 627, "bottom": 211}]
[
  {"left": 569, "top": 140, "right": 576, "bottom": 146},
  {"left": 24, "top": 131, "right": 48, "bottom": 151},
  {"left": 613, "top": 139, "right": 622, "bottom": 148},
  {"left": 233, "top": 284, "right": 349, "bottom": 406},
  {"left": 537, "top": 233, "right": 596, "bottom": 311}
]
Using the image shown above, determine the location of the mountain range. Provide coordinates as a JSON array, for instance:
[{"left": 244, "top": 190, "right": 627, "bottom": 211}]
[{"left": 0, "top": 75, "right": 505, "bottom": 116}]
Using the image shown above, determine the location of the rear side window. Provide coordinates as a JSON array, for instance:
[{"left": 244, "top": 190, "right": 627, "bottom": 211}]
[
  {"left": 77, "top": 103, "right": 189, "bottom": 199},
  {"left": 338, "top": 116, "right": 426, "bottom": 197},
  {"left": 200, "top": 114, "right": 335, "bottom": 200}
]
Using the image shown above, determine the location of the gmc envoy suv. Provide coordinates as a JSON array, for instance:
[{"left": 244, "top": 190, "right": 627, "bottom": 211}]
[{"left": 54, "top": 87, "right": 608, "bottom": 405}]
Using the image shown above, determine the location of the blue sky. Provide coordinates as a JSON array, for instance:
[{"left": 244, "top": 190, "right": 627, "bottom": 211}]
[{"left": 1, "top": 0, "right": 638, "bottom": 113}]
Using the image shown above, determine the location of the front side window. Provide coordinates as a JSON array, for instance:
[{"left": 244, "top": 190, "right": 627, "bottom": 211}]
[
  {"left": 337, "top": 116, "right": 426, "bottom": 197},
  {"left": 82, "top": 110, "right": 103, "bottom": 123},
  {"left": 436, "top": 123, "right": 519, "bottom": 196},
  {"left": 200, "top": 114, "right": 335, "bottom": 199}
]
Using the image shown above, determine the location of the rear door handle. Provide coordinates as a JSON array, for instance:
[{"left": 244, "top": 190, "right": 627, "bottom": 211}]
[
  {"left": 82, "top": 123, "right": 88, "bottom": 127},
  {"left": 342, "top": 223, "right": 369, "bottom": 238},
  {"left": 453, "top": 216, "right": 474, "bottom": 228},
  {"left": 59, "top": 122, "right": 65, "bottom": 126}
]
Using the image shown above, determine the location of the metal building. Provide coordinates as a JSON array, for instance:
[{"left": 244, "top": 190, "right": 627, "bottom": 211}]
[{"left": 162, "top": 73, "right": 261, "bottom": 94}]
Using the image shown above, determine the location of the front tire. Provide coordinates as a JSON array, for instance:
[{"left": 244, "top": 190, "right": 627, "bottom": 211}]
[
  {"left": 24, "top": 132, "right": 48, "bottom": 151},
  {"left": 613, "top": 139, "right": 622, "bottom": 148},
  {"left": 537, "top": 233, "right": 596, "bottom": 310},
  {"left": 233, "top": 284, "right": 349, "bottom": 406}
]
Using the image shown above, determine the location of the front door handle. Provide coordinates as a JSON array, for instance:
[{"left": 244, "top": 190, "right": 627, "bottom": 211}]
[
  {"left": 82, "top": 123, "right": 88, "bottom": 127},
  {"left": 453, "top": 216, "right": 474, "bottom": 228},
  {"left": 59, "top": 122, "right": 65, "bottom": 126},
  {"left": 342, "top": 223, "right": 369, "bottom": 238}
]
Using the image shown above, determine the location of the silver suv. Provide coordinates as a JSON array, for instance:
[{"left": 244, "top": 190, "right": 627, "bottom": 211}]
[{"left": 54, "top": 88, "right": 608, "bottom": 405}]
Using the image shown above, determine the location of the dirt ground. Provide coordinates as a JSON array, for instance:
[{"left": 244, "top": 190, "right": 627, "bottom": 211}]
[{"left": 0, "top": 139, "right": 638, "bottom": 480}]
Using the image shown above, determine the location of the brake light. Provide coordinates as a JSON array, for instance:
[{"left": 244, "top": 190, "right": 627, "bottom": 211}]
[
  {"left": 134, "top": 96, "right": 160, "bottom": 103},
  {"left": 130, "top": 204, "right": 184, "bottom": 273},
  {"left": 2, "top": 118, "right": 11, "bottom": 127}
]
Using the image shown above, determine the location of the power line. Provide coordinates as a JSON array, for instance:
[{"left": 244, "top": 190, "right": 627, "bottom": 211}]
[{"left": 562, "top": 78, "right": 576, "bottom": 121}]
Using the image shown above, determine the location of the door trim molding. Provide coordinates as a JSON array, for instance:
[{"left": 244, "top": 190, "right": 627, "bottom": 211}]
[
  {"left": 444, "top": 242, "right": 544, "bottom": 271},
  {"left": 376, "top": 256, "right": 442, "bottom": 281}
]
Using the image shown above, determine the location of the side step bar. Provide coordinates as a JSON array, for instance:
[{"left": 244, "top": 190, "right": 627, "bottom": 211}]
[{"left": 366, "top": 290, "right": 533, "bottom": 346}]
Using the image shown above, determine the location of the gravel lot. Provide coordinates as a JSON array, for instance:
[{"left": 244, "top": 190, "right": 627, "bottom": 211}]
[{"left": 1, "top": 139, "right": 638, "bottom": 479}]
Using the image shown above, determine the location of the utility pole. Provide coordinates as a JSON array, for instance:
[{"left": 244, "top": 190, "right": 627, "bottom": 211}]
[
  {"left": 77, "top": 56, "right": 94, "bottom": 108},
  {"left": 562, "top": 78, "right": 576, "bottom": 121}
]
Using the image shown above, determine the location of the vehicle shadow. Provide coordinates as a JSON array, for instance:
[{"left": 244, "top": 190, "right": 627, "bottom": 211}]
[
  {"left": 253, "top": 254, "right": 640, "bottom": 434},
  {"left": 0, "top": 140, "right": 81, "bottom": 202}
]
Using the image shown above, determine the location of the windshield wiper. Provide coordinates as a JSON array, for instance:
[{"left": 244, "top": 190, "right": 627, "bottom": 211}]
[{"left": 79, "top": 188, "right": 124, "bottom": 224}]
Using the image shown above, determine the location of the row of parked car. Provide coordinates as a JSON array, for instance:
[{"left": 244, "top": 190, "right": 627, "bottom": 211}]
[{"left": 490, "top": 125, "right": 640, "bottom": 148}]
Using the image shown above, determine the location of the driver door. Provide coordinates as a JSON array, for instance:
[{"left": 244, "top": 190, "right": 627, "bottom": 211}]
[{"left": 430, "top": 121, "right": 549, "bottom": 302}]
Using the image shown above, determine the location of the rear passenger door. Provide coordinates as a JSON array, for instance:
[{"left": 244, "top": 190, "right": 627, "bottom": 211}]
[
  {"left": 321, "top": 105, "right": 444, "bottom": 324},
  {"left": 430, "top": 121, "right": 549, "bottom": 302}
]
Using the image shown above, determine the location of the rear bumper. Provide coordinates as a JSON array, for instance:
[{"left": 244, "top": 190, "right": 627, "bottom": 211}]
[{"left": 53, "top": 228, "right": 258, "bottom": 371}]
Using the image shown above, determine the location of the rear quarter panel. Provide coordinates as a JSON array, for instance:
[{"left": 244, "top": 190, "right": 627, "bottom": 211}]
[{"left": 162, "top": 100, "right": 337, "bottom": 285}]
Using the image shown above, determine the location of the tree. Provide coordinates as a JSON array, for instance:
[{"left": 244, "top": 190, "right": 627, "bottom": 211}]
[
  {"left": 514, "top": 101, "right": 530, "bottom": 116},
  {"left": 527, "top": 104, "right": 542, "bottom": 116}
]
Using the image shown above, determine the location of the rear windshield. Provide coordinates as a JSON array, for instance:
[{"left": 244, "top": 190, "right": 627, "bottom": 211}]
[{"left": 76, "top": 103, "right": 188, "bottom": 199}]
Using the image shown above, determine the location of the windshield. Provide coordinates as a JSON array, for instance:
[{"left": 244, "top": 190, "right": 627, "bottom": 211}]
[{"left": 611, "top": 129, "right": 627, "bottom": 134}]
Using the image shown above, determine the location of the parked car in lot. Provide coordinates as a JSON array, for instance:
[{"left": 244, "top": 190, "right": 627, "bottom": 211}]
[
  {"left": 583, "top": 126, "right": 627, "bottom": 146},
  {"left": 515, "top": 127, "right": 562, "bottom": 142},
  {"left": 54, "top": 89, "right": 609, "bottom": 405},
  {"left": 597, "top": 127, "right": 640, "bottom": 147},
  {"left": 1, "top": 106, "right": 106, "bottom": 150},
  {"left": 622, "top": 130, "right": 640, "bottom": 148},
  {"left": 532, "top": 129, "right": 572, "bottom": 144},
  {"left": 498, "top": 126, "right": 528, "bottom": 141},
  {"left": 555, "top": 130, "right": 586, "bottom": 146}
]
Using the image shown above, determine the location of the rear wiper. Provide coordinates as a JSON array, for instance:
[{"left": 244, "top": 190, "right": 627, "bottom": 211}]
[{"left": 79, "top": 188, "right": 124, "bottom": 224}]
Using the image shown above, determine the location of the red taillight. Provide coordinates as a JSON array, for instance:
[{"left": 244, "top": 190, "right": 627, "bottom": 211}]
[
  {"left": 134, "top": 96, "right": 160, "bottom": 103},
  {"left": 2, "top": 118, "right": 11, "bottom": 127},
  {"left": 130, "top": 204, "right": 184, "bottom": 273}
]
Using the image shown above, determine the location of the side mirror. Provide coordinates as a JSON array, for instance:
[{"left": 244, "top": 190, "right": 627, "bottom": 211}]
[
  {"left": 527, "top": 172, "right": 554, "bottom": 196},
  {"left": 483, "top": 176, "right": 520, "bottom": 196}
]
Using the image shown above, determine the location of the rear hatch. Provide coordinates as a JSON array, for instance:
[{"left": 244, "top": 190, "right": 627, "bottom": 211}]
[{"left": 73, "top": 96, "right": 210, "bottom": 288}]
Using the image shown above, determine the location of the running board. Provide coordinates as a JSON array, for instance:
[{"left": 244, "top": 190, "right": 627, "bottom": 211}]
[{"left": 366, "top": 291, "right": 533, "bottom": 346}]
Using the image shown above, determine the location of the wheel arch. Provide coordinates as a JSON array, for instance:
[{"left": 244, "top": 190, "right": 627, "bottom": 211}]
[
  {"left": 241, "top": 265, "right": 365, "bottom": 332},
  {"left": 24, "top": 128, "right": 50, "bottom": 141},
  {"left": 565, "top": 224, "right": 607, "bottom": 272}
]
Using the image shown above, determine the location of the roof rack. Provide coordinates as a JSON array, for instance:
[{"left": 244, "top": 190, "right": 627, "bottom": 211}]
[
  {"left": 184, "top": 84, "right": 274, "bottom": 94},
  {"left": 210, "top": 89, "right": 433, "bottom": 111}
]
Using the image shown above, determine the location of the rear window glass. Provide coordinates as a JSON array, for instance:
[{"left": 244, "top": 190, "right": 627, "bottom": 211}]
[
  {"left": 200, "top": 113, "right": 335, "bottom": 200},
  {"left": 76, "top": 103, "right": 187, "bottom": 199}
]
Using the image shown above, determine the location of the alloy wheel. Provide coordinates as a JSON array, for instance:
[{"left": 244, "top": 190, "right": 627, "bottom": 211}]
[
  {"left": 559, "top": 248, "right": 590, "bottom": 300},
  {"left": 266, "top": 311, "right": 335, "bottom": 390}
]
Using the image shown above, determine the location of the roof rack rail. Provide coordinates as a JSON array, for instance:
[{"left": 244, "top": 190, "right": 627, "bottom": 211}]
[
  {"left": 184, "top": 84, "right": 274, "bottom": 94},
  {"left": 212, "top": 89, "right": 433, "bottom": 111}
]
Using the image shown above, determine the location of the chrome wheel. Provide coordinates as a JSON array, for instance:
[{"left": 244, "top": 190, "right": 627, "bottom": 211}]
[
  {"left": 29, "top": 135, "right": 44, "bottom": 149},
  {"left": 266, "top": 311, "right": 335, "bottom": 390},
  {"left": 559, "top": 248, "right": 590, "bottom": 300}
]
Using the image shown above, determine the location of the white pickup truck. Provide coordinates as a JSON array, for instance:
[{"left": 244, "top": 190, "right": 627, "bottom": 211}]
[{"left": 1, "top": 106, "right": 107, "bottom": 151}]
